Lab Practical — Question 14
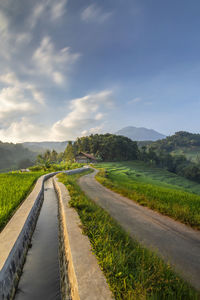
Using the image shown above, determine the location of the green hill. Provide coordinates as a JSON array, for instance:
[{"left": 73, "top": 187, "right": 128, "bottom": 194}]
[
  {"left": 149, "top": 131, "right": 200, "bottom": 162},
  {"left": 0, "top": 142, "right": 36, "bottom": 172}
]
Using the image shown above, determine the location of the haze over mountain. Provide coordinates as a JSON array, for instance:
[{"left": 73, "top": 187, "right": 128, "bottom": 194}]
[
  {"left": 116, "top": 126, "right": 166, "bottom": 141},
  {"left": 22, "top": 141, "right": 68, "bottom": 153}
]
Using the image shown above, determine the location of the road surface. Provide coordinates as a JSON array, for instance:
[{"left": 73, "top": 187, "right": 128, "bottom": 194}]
[{"left": 78, "top": 169, "right": 200, "bottom": 291}]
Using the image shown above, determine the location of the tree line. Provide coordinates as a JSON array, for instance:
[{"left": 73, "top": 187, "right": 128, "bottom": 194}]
[
  {"left": 36, "top": 134, "right": 139, "bottom": 164},
  {"left": 140, "top": 146, "right": 200, "bottom": 183},
  {"left": 35, "top": 132, "right": 200, "bottom": 184}
]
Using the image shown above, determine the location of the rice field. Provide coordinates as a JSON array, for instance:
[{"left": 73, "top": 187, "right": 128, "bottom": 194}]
[
  {"left": 0, "top": 172, "right": 43, "bottom": 231},
  {"left": 95, "top": 161, "right": 200, "bottom": 229}
]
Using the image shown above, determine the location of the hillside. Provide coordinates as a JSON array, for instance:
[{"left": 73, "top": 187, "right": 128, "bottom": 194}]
[
  {"left": 0, "top": 142, "right": 36, "bottom": 172},
  {"left": 150, "top": 131, "right": 200, "bottom": 162},
  {"left": 21, "top": 141, "right": 68, "bottom": 153},
  {"left": 116, "top": 126, "right": 166, "bottom": 141}
]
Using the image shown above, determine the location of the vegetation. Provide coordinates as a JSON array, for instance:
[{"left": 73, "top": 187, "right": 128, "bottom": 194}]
[
  {"left": 0, "top": 141, "right": 36, "bottom": 172},
  {"left": 95, "top": 162, "right": 200, "bottom": 229},
  {"left": 58, "top": 171, "right": 198, "bottom": 299},
  {"left": 150, "top": 131, "right": 200, "bottom": 151},
  {"left": 73, "top": 133, "right": 139, "bottom": 161},
  {"left": 147, "top": 131, "right": 200, "bottom": 163},
  {"left": 0, "top": 160, "right": 83, "bottom": 230},
  {"left": 0, "top": 172, "right": 43, "bottom": 231},
  {"left": 140, "top": 145, "right": 200, "bottom": 184},
  {"left": 63, "top": 141, "right": 75, "bottom": 161}
]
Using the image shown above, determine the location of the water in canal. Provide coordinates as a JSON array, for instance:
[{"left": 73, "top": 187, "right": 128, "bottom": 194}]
[{"left": 15, "top": 178, "right": 61, "bottom": 300}]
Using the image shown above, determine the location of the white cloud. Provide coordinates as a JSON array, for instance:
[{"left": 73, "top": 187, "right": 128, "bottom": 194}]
[
  {"left": 50, "top": 0, "right": 67, "bottom": 20},
  {"left": 0, "top": 10, "right": 32, "bottom": 60},
  {"left": 0, "top": 89, "right": 114, "bottom": 142},
  {"left": 0, "top": 87, "right": 35, "bottom": 124},
  {"left": 29, "top": 0, "right": 68, "bottom": 28},
  {"left": 81, "top": 4, "right": 112, "bottom": 23},
  {"left": 0, "top": 118, "right": 49, "bottom": 143},
  {"left": 52, "top": 90, "right": 113, "bottom": 140},
  {"left": 33, "top": 36, "right": 80, "bottom": 85},
  {"left": 128, "top": 97, "right": 142, "bottom": 104},
  {"left": 0, "top": 72, "right": 45, "bottom": 125}
]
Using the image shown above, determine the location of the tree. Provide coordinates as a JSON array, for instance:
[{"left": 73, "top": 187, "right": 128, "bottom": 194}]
[{"left": 64, "top": 141, "right": 75, "bottom": 161}]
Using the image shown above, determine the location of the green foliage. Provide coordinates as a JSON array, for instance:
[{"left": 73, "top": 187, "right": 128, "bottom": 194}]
[
  {"left": 140, "top": 145, "right": 200, "bottom": 183},
  {"left": 58, "top": 172, "right": 198, "bottom": 299},
  {"left": 63, "top": 141, "right": 75, "bottom": 161},
  {"left": 29, "top": 161, "right": 83, "bottom": 172},
  {"left": 95, "top": 162, "right": 200, "bottom": 229},
  {"left": 0, "top": 141, "right": 36, "bottom": 172},
  {"left": 73, "top": 133, "right": 139, "bottom": 161},
  {"left": 148, "top": 131, "right": 200, "bottom": 163},
  {"left": 0, "top": 172, "right": 43, "bottom": 231}
]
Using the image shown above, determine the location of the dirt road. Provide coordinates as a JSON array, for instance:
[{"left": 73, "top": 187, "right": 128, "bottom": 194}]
[{"left": 78, "top": 170, "right": 200, "bottom": 290}]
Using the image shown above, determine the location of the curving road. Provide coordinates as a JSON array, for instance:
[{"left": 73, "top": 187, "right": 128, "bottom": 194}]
[{"left": 78, "top": 169, "right": 200, "bottom": 291}]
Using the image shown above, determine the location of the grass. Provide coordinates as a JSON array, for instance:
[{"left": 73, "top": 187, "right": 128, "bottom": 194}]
[
  {"left": 96, "top": 161, "right": 200, "bottom": 194},
  {"left": 58, "top": 171, "right": 199, "bottom": 299},
  {"left": 0, "top": 172, "right": 44, "bottom": 231},
  {"left": 95, "top": 161, "right": 200, "bottom": 229},
  {"left": 0, "top": 161, "right": 83, "bottom": 231}
]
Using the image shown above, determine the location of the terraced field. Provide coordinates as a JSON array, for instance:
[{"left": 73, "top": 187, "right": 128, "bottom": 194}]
[
  {"left": 0, "top": 172, "right": 44, "bottom": 231},
  {"left": 95, "top": 161, "right": 200, "bottom": 228}
]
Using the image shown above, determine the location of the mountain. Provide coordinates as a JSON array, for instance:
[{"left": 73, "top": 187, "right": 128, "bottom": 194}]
[
  {"left": 0, "top": 141, "right": 36, "bottom": 172},
  {"left": 21, "top": 141, "right": 68, "bottom": 153},
  {"left": 115, "top": 126, "right": 166, "bottom": 141}
]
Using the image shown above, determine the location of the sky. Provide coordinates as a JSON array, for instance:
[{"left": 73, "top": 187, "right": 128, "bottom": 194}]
[{"left": 0, "top": 0, "right": 200, "bottom": 142}]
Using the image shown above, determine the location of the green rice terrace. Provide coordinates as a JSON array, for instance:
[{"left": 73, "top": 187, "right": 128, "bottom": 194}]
[
  {"left": 0, "top": 172, "right": 44, "bottom": 231},
  {"left": 95, "top": 161, "right": 200, "bottom": 229}
]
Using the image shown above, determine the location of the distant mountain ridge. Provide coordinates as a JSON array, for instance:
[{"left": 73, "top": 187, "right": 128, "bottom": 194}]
[
  {"left": 115, "top": 126, "right": 166, "bottom": 141},
  {"left": 21, "top": 141, "right": 68, "bottom": 153}
]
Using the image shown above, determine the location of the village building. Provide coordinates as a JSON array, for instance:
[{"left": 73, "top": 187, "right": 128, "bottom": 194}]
[{"left": 75, "top": 152, "right": 97, "bottom": 163}]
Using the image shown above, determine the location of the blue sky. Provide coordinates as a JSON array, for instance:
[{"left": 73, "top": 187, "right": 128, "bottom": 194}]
[{"left": 0, "top": 0, "right": 200, "bottom": 142}]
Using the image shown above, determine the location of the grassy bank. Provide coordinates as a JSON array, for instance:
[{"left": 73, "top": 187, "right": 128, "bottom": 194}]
[
  {"left": 0, "top": 162, "right": 83, "bottom": 231},
  {"left": 58, "top": 171, "right": 198, "bottom": 299},
  {"left": 0, "top": 172, "right": 44, "bottom": 231},
  {"left": 95, "top": 162, "right": 200, "bottom": 229}
]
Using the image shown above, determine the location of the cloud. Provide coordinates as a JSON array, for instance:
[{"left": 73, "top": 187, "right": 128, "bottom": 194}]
[
  {"left": 29, "top": 0, "right": 68, "bottom": 28},
  {"left": 52, "top": 90, "right": 114, "bottom": 140},
  {"left": 0, "top": 118, "right": 49, "bottom": 143},
  {"left": 0, "top": 72, "right": 45, "bottom": 125},
  {"left": 0, "top": 9, "right": 32, "bottom": 61},
  {"left": 32, "top": 36, "right": 80, "bottom": 85},
  {"left": 0, "top": 90, "right": 114, "bottom": 142},
  {"left": 128, "top": 97, "right": 142, "bottom": 104},
  {"left": 81, "top": 4, "right": 112, "bottom": 23},
  {"left": 50, "top": 0, "right": 67, "bottom": 20}
]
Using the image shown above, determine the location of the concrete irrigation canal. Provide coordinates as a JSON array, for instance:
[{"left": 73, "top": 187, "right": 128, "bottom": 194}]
[
  {"left": 14, "top": 178, "right": 61, "bottom": 300},
  {"left": 0, "top": 168, "right": 112, "bottom": 300}
]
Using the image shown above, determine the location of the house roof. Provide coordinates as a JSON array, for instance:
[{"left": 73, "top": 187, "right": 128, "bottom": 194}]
[{"left": 77, "top": 152, "right": 97, "bottom": 160}]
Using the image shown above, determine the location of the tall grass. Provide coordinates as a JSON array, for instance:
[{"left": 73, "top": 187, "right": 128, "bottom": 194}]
[
  {"left": 0, "top": 172, "right": 43, "bottom": 231},
  {"left": 95, "top": 163, "right": 200, "bottom": 229},
  {"left": 58, "top": 172, "right": 198, "bottom": 299}
]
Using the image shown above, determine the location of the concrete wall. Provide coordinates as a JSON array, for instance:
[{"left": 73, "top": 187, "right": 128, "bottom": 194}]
[
  {"left": 0, "top": 169, "right": 74, "bottom": 300},
  {"left": 53, "top": 174, "right": 113, "bottom": 300}
]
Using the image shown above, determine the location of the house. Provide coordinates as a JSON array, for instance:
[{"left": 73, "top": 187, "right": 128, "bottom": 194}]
[
  {"left": 75, "top": 152, "right": 97, "bottom": 163},
  {"left": 20, "top": 168, "right": 30, "bottom": 172}
]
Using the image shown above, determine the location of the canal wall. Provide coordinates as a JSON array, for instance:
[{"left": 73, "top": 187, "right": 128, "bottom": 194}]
[
  {"left": 53, "top": 174, "right": 113, "bottom": 300},
  {"left": 0, "top": 171, "right": 61, "bottom": 300}
]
